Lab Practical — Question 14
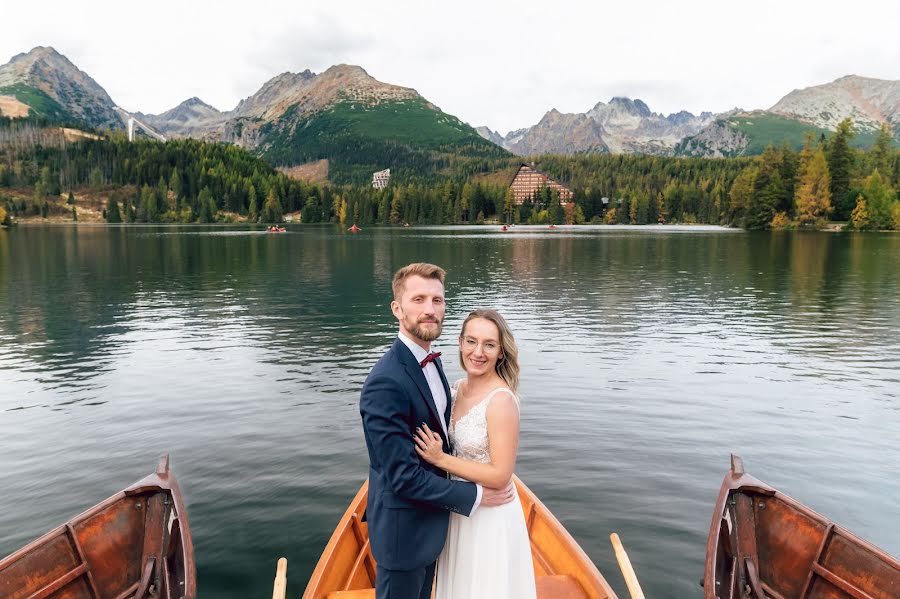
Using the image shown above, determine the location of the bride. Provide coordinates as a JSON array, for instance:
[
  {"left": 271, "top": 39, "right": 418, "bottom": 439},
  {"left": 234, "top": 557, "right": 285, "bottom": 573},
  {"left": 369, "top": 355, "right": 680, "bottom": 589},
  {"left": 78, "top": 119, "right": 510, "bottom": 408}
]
[{"left": 414, "top": 309, "right": 537, "bottom": 599}]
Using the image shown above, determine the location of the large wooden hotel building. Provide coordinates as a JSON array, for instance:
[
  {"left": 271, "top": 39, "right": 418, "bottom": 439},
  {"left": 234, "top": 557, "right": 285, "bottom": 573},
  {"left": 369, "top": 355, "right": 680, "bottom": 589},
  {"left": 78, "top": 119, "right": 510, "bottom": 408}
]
[{"left": 509, "top": 163, "right": 573, "bottom": 204}]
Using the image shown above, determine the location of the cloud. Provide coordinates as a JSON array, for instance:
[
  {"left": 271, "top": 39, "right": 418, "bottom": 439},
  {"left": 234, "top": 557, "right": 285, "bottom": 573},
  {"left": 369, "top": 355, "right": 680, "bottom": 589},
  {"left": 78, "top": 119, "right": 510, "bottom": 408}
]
[
  {"left": 1, "top": 0, "right": 898, "bottom": 132},
  {"left": 245, "top": 14, "right": 374, "bottom": 79}
]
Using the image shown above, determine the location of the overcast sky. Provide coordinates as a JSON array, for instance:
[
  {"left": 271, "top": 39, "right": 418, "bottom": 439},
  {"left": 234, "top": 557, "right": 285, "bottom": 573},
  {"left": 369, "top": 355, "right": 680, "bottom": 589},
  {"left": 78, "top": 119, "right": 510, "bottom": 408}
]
[{"left": 3, "top": 0, "right": 899, "bottom": 134}]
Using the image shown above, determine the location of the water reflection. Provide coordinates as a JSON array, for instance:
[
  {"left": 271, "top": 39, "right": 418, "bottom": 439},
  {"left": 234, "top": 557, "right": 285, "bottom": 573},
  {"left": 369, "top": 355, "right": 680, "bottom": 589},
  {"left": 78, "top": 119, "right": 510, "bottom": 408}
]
[{"left": 0, "top": 225, "right": 898, "bottom": 598}]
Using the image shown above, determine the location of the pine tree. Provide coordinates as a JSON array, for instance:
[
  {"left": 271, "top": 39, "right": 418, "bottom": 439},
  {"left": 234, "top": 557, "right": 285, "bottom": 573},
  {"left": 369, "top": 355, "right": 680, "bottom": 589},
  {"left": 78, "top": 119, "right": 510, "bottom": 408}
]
[
  {"left": 106, "top": 196, "right": 121, "bottom": 223},
  {"left": 157, "top": 175, "right": 168, "bottom": 214},
  {"left": 389, "top": 189, "right": 402, "bottom": 224},
  {"left": 549, "top": 189, "right": 564, "bottom": 224},
  {"left": 656, "top": 192, "right": 667, "bottom": 223},
  {"left": 170, "top": 167, "right": 182, "bottom": 210},
  {"left": 66, "top": 191, "right": 75, "bottom": 205},
  {"left": 90, "top": 166, "right": 103, "bottom": 188},
  {"left": 747, "top": 145, "right": 787, "bottom": 228},
  {"left": 262, "top": 188, "right": 283, "bottom": 223},
  {"left": 247, "top": 185, "right": 258, "bottom": 222},
  {"left": 197, "top": 187, "right": 215, "bottom": 223},
  {"left": 729, "top": 166, "right": 757, "bottom": 226},
  {"left": 827, "top": 118, "right": 855, "bottom": 220},
  {"left": 460, "top": 183, "right": 473, "bottom": 222},
  {"left": 794, "top": 148, "right": 832, "bottom": 226},
  {"left": 503, "top": 188, "right": 515, "bottom": 224},
  {"left": 778, "top": 141, "right": 799, "bottom": 204},
  {"left": 869, "top": 124, "right": 894, "bottom": 176},
  {"left": 139, "top": 184, "right": 157, "bottom": 222}
]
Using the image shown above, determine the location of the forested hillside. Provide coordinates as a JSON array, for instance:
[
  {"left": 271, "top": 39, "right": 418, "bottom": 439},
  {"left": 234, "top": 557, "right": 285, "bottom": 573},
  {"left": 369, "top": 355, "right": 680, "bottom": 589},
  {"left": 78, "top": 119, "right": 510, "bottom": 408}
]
[{"left": 2, "top": 117, "right": 898, "bottom": 230}]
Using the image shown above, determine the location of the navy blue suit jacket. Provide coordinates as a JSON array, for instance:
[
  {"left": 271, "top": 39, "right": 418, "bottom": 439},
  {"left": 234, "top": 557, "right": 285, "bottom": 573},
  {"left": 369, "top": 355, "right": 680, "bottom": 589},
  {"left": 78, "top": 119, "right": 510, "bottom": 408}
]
[{"left": 360, "top": 337, "right": 478, "bottom": 571}]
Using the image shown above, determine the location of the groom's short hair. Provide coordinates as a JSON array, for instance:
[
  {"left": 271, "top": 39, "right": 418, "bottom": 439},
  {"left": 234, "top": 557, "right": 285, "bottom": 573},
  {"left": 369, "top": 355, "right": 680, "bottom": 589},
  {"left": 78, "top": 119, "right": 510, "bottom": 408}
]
[{"left": 392, "top": 263, "right": 446, "bottom": 300}]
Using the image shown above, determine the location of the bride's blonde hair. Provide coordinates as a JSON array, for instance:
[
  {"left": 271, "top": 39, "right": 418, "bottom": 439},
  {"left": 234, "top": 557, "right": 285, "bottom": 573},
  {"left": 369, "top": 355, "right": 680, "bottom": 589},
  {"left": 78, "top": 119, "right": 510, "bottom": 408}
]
[{"left": 458, "top": 309, "right": 520, "bottom": 392}]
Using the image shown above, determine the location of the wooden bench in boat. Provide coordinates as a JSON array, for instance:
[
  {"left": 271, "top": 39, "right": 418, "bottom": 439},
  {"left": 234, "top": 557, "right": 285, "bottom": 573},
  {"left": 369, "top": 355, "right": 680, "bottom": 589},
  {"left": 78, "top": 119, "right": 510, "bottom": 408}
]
[
  {"left": 325, "top": 573, "right": 589, "bottom": 599},
  {"left": 303, "top": 477, "right": 617, "bottom": 599}
]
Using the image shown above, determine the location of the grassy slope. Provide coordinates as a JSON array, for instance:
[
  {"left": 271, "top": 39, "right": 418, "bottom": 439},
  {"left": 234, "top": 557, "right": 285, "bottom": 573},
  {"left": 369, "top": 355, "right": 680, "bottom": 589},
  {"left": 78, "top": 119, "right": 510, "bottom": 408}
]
[
  {"left": 728, "top": 113, "right": 889, "bottom": 154},
  {"left": 0, "top": 84, "right": 77, "bottom": 124},
  {"left": 259, "top": 98, "right": 508, "bottom": 184}
]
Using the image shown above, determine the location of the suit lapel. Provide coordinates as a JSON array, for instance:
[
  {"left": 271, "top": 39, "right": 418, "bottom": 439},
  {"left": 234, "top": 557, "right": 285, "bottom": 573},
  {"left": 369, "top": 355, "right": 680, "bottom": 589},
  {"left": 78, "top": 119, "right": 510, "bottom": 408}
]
[{"left": 435, "top": 357, "right": 452, "bottom": 429}]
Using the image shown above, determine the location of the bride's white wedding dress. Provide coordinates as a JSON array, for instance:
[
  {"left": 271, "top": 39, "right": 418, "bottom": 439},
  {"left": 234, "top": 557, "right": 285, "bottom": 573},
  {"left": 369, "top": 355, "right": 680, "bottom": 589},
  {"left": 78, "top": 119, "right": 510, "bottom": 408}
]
[{"left": 434, "top": 382, "right": 537, "bottom": 599}]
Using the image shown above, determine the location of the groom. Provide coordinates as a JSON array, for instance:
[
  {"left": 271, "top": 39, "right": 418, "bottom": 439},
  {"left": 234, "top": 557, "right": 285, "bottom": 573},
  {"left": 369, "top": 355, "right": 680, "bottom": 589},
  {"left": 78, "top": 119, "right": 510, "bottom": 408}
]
[{"left": 360, "top": 263, "right": 515, "bottom": 599}]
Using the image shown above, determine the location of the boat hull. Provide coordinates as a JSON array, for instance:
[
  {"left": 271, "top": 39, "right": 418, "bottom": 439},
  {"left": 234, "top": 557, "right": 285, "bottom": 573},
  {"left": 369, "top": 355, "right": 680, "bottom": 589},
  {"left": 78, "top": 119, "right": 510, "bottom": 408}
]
[
  {"left": 0, "top": 455, "right": 196, "bottom": 599},
  {"left": 705, "top": 455, "right": 900, "bottom": 599}
]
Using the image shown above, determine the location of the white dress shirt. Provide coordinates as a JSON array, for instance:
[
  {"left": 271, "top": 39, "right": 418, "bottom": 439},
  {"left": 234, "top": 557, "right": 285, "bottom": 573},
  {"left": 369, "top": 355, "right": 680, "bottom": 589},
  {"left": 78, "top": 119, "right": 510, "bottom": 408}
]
[{"left": 398, "top": 332, "right": 482, "bottom": 515}]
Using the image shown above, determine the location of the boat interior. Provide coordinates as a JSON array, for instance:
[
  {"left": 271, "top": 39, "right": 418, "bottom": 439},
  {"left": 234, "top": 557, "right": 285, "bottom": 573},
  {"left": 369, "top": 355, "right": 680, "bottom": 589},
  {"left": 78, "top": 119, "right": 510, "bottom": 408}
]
[{"left": 306, "top": 478, "right": 615, "bottom": 599}]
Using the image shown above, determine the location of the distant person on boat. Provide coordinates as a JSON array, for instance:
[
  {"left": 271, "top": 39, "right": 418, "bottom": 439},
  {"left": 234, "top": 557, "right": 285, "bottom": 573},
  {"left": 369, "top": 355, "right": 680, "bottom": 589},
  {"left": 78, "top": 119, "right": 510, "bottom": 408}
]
[
  {"left": 360, "top": 263, "right": 516, "bottom": 599},
  {"left": 414, "top": 309, "right": 536, "bottom": 599}
]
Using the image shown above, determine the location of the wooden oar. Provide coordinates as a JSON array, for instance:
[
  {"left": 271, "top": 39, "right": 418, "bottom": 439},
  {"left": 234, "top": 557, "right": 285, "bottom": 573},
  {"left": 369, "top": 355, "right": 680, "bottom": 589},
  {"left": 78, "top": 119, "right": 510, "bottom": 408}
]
[
  {"left": 272, "top": 557, "right": 288, "bottom": 599},
  {"left": 610, "top": 533, "right": 647, "bottom": 599}
]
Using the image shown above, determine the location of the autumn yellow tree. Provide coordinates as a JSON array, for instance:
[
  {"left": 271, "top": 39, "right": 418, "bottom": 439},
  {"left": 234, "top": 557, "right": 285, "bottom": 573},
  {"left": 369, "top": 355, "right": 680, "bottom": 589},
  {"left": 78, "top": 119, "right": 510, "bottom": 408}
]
[
  {"left": 850, "top": 196, "right": 869, "bottom": 230},
  {"left": 794, "top": 147, "right": 832, "bottom": 226},
  {"left": 890, "top": 203, "right": 900, "bottom": 230}
]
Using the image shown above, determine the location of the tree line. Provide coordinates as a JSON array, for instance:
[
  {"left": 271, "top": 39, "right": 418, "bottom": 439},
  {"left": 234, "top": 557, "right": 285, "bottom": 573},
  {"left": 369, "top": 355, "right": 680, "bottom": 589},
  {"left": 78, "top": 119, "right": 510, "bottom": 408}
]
[{"left": 2, "top": 117, "right": 898, "bottom": 229}]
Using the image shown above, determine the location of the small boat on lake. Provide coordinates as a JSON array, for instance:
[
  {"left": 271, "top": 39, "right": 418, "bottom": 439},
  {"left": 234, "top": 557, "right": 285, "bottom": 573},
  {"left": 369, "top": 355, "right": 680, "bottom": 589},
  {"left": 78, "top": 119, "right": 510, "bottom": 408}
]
[
  {"left": 705, "top": 455, "right": 899, "bottom": 599},
  {"left": 0, "top": 455, "right": 196, "bottom": 599},
  {"left": 303, "top": 476, "right": 618, "bottom": 599},
  {"left": 267, "top": 226, "right": 287, "bottom": 233}
]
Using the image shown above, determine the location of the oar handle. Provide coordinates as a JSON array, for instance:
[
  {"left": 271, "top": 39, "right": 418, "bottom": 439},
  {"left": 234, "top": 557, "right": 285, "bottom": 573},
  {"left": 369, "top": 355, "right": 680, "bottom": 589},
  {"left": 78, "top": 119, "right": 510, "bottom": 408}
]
[
  {"left": 610, "top": 533, "right": 647, "bottom": 599},
  {"left": 272, "top": 557, "right": 288, "bottom": 599}
]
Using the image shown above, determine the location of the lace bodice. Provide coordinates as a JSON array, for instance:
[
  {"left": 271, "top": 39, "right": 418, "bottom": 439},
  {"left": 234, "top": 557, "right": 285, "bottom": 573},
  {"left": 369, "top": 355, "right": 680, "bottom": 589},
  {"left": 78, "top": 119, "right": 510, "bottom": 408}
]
[{"left": 448, "top": 381, "right": 519, "bottom": 472}]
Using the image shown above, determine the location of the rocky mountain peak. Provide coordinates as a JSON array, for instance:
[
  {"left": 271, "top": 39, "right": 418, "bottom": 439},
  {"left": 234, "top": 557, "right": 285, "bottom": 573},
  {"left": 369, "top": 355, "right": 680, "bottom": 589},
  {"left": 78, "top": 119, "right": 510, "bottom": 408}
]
[
  {"left": 667, "top": 110, "right": 697, "bottom": 126},
  {"left": 485, "top": 95, "right": 717, "bottom": 156},
  {"left": 769, "top": 74, "right": 900, "bottom": 131},
  {"left": 2, "top": 46, "right": 87, "bottom": 86},
  {"left": 182, "top": 96, "right": 215, "bottom": 109},
  {"left": 7, "top": 46, "right": 66, "bottom": 67},
  {"left": 0, "top": 46, "right": 121, "bottom": 128},
  {"left": 609, "top": 97, "right": 652, "bottom": 117}
]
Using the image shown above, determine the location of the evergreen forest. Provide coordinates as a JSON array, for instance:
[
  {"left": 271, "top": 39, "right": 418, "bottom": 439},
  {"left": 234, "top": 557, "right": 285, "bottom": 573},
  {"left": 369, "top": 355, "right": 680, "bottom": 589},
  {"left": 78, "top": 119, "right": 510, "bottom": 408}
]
[{"left": 2, "top": 116, "right": 899, "bottom": 231}]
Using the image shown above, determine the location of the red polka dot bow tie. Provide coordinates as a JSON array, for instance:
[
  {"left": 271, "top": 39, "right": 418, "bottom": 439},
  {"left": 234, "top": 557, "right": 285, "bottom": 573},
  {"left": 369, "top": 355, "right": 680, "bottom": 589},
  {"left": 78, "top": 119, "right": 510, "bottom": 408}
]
[{"left": 420, "top": 352, "right": 442, "bottom": 368}]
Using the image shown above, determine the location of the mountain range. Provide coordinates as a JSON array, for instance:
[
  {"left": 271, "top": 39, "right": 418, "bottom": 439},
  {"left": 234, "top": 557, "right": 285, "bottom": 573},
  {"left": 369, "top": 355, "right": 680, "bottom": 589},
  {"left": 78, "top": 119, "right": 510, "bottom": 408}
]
[
  {"left": 1, "top": 46, "right": 898, "bottom": 176},
  {"left": 479, "top": 75, "right": 900, "bottom": 158},
  {"left": 0, "top": 47, "right": 503, "bottom": 184}
]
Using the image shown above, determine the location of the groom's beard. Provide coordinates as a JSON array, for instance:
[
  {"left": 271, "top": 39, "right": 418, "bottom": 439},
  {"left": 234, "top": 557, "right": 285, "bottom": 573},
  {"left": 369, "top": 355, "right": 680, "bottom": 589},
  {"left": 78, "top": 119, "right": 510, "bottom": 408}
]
[{"left": 410, "top": 316, "right": 443, "bottom": 342}]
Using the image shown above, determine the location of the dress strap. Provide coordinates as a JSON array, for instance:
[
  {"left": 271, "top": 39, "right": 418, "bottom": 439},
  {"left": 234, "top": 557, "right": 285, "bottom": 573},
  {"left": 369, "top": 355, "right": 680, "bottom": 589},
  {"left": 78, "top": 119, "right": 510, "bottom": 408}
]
[{"left": 482, "top": 387, "right": 520, "bottom": 411}]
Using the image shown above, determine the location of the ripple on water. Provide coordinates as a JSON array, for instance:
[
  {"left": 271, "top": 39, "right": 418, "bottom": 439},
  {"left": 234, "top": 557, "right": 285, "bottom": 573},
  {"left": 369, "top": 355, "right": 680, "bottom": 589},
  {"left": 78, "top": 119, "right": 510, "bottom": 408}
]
[{"left": 0, "top": 226, "right": 898, "bottom": 599}]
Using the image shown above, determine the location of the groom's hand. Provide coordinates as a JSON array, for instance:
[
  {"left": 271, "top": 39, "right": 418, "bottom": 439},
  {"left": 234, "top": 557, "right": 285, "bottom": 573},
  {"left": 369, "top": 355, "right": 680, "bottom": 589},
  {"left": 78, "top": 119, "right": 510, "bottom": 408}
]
[{"left": 480, "top": 481, "right": 515, "bottom": 507}]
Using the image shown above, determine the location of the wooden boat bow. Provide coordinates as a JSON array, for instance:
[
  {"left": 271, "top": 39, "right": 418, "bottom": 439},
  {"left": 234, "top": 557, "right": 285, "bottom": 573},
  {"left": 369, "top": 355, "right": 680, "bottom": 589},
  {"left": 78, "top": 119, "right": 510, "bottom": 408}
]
[{"left": 0, "top": 454, "right": 196, "bottom": 599}]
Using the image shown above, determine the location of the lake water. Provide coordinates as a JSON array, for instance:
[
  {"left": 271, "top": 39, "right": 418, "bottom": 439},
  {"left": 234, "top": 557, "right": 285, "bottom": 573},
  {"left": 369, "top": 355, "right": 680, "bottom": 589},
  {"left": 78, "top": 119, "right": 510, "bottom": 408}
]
[{"left": 1, "top": 224, "right": 898, "bottom": 598}]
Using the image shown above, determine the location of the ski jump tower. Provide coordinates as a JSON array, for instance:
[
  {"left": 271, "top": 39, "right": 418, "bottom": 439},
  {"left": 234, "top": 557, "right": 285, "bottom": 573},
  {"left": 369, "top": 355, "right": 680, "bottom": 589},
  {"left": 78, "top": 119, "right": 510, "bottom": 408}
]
[{"left": 114, "top": 107, "right": 167, "bottom": 142}]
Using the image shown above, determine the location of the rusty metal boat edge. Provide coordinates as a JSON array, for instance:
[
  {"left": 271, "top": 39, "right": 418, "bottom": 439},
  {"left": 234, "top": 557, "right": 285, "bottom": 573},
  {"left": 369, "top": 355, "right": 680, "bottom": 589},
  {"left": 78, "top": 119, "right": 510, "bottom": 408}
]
[
  {"left": 705, "top": 454, "right": 900, "bottom": 599},
  {"left": 0, "top": 454, "right": 196, "bottom": 599}
]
